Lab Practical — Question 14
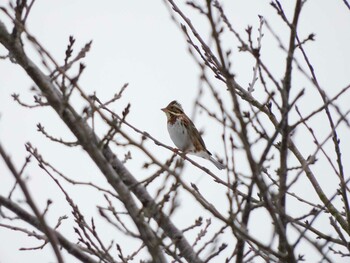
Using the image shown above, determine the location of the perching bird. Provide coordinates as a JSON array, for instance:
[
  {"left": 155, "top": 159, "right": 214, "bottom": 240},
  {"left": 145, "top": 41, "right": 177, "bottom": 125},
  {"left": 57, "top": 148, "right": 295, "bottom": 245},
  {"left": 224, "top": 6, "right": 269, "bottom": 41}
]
[{"left": 161, "top": 100, "right": 225, "bottom": 170}]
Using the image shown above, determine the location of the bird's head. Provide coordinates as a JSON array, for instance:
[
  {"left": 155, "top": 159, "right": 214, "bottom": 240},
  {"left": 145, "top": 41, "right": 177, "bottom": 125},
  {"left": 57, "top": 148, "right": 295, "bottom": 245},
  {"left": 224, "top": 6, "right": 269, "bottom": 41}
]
[{"left": 161, "top": 100, "right": 184, "bottom": 119}]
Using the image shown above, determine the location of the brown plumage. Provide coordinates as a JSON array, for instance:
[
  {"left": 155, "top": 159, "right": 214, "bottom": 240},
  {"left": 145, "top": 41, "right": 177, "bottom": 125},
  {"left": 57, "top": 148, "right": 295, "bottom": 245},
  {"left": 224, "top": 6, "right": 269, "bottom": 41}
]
[{"left": 161, "top": 101, "right": 225, "bottom": 170}]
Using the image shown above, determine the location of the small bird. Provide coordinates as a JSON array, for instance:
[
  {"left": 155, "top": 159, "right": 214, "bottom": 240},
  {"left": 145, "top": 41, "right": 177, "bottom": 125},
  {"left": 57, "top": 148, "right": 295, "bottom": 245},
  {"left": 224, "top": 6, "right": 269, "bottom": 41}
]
[{"left": 161, "top": 100, "right": 225, "bottom": 170}]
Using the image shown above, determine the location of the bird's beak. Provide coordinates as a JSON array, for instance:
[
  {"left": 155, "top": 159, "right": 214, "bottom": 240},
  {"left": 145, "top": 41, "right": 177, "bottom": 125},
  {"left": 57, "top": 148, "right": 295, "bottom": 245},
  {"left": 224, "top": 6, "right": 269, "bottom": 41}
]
[{"left": 161, "top": 108, "right": 166, "bottom": 112}]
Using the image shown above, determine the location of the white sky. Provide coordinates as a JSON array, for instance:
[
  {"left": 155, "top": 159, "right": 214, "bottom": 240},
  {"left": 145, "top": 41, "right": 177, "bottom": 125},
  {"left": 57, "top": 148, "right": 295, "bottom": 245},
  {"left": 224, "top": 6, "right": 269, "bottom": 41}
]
[{"left": 0, "top": 0, "right": 349, "bottom": 262}]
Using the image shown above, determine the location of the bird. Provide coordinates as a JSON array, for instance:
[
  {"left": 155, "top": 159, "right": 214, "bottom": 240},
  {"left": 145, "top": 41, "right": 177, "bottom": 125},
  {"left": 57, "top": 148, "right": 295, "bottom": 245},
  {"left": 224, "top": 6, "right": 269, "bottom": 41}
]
[{"left": 161, "top": 100, "right": 225, "bottom": 170}]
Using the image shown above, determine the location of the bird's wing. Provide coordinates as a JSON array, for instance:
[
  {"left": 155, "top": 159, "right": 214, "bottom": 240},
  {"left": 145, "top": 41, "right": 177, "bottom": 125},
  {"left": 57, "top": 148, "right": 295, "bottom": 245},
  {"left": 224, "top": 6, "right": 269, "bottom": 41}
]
[{"left": 185, "top": 116, "right": 211, "bottom": 155}]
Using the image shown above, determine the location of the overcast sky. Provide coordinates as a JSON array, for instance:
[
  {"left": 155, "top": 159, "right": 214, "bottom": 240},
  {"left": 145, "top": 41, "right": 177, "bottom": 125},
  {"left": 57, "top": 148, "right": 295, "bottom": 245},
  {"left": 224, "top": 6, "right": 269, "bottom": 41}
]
[{"left": 0, "top": 1, "right": 349, "bottom": 262}]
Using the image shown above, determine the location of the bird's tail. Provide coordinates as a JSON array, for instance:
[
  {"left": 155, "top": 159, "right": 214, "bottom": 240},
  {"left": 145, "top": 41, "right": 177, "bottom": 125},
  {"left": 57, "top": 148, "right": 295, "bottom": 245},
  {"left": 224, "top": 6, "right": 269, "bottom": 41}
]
[{"left": 209, "top": 156, "right": 225, "bottom": 170}]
